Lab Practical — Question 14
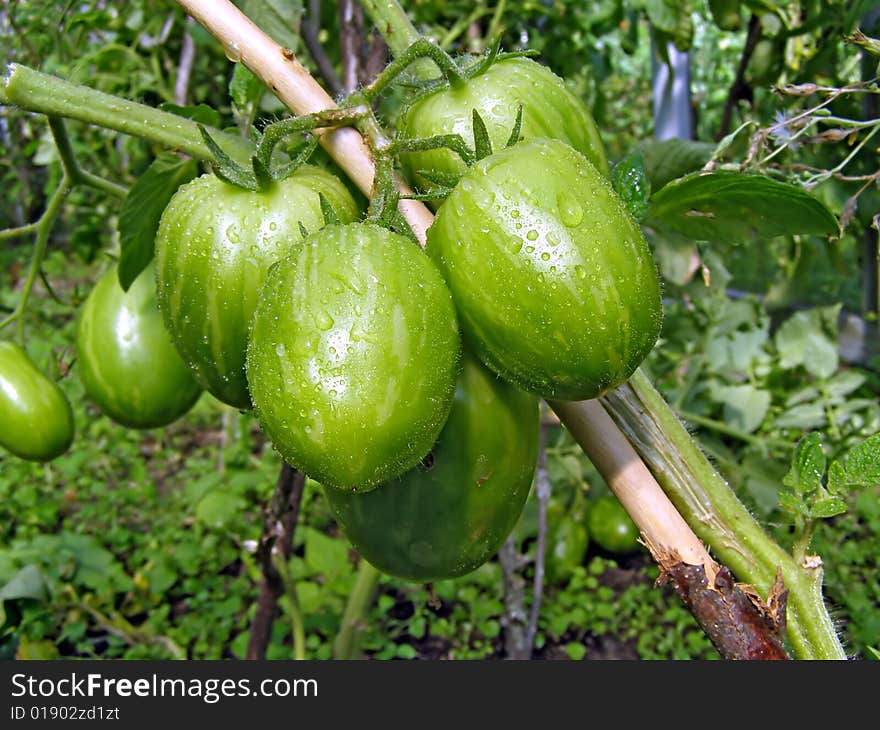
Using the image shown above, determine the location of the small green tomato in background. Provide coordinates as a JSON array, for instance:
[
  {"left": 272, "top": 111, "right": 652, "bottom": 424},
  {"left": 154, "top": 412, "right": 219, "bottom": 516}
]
[
  {"left": 247, "top": 223, "right": 461, "bottom": 491},
  {"left": 0, "top": 341, "right": 74, "bottom": 461},
  {"left": 586, "top": 494, "right": 642, "bottom": 555},
  {"left": 76, "top": 263, "right": 202, "bottom": 429}
]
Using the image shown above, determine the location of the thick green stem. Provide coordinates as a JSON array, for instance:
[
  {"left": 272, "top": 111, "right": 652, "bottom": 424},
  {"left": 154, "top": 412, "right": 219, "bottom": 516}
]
[
  {"left": 2, "top": 63, "right": 253, "bottom": 165},
  {"left": 333, "top": 560, "right": 381, "bottom": 660},
  {"left": 600, "top": 368, "right": 846, "bottom": 660},
  {"left": 359, "top": 0, "right": 421, "bottom": 57}
]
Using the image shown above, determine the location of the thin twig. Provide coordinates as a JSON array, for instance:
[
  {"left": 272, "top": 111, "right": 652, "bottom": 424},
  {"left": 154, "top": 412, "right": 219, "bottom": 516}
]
[
  {"left": 246, "top": 463, "right": 306, "bottom": 660},
  {"left": 499, "top": 537, "right": 528, "bottom": 659},
  {"left": 339, "top": 0, "right": 364, "bottom": 94},
  {"left": 302, "top": 0, "right": 343, "bottom": 96},
  {"left": 718, "top": 14, "right": 762, "bottom": 140},
  {"left": 175, "top": 17, "right": 196, "bottom": 105},
  {"left": 524, "top": 423, "right": 550, "bottom": 649}
]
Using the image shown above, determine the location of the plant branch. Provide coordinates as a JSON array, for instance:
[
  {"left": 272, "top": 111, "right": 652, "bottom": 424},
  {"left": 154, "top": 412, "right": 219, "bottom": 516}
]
[
  {"left": 174, "top": 17, "right": 197, "bottom": 105},
  {"left": 524, "top": 426, "right": 550, "bottom": 650},
  {"left": 333, "top": 559, "right": 381, "bottom": 659},
  {"left": 339, "top": 0, "right": 364, "bottom": 95},
  {"left": 302, "top": 0, "right": 343, "bottom": 96},
  {"left": 246, "top": 464, "right": 306, "bottom": 660},
  {"left": 718, "top": 14, "right": 762, "bottom": 140}
]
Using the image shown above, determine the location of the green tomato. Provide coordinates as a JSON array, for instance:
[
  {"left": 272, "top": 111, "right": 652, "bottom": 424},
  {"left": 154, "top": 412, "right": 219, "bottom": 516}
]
[
  {"left": 546, "top": 492, "right": 590, "bottom": 582},
  {"left": 399, "top": 57, "right": 610, "bottom": 192},
  {"left": 586, "top": 494, "right": 641, "bottom": 555},
  {"left": 76, "top": 263, "right": 202, "bottom": 429},
  {"left": 154, "top": 166, "right": 360, "bottom": 409},
  {"left": 427, "top": 137, "right": 663, "bottom": 400},
  {"left": 0, "top": 341, "right": 74, "bottom": 461},
  {"left": 324, "top": 352, "right": 539, "bottom": 581},
  {"left": 247, "top": 223, "right": 461, "bottom": 491}
]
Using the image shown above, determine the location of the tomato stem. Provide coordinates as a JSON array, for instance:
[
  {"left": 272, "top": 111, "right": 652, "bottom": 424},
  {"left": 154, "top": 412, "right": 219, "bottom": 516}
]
[
  {"left": 333, "top": 560, "right": 381, "bottom": 659},
  {"left": 601, "top": 368, "right": 846, "bottom": 660}
]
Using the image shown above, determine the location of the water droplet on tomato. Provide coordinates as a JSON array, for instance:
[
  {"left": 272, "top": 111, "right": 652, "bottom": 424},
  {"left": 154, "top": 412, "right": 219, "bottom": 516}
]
[{"left": 557, "top": 191, "right": 584, "bottom": 227}]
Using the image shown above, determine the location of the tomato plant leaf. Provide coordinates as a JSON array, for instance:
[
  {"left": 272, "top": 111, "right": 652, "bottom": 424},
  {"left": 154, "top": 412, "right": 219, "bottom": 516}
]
[
  {"left": 612, "top": 150, "right": 651, "bottom": 222},
  {"left": 783, "top": 432, "right": 826, "bottom": 496},
  {"left": 842, "top": 433, "right": 880, "bottom": 488},
  {"left": 117, "top": 152, "right": 199, "bottom": 291},
  {"left": 646, "top": 171, "right": 841, "bottom": 243},
  {"left": 0, "top": 565, "right": 48, "bottom": 604},
  {"left": 809, "top": 488, "right": 848, "bottom": 519},
  {"left": 636, "top": 138, "right": 715, "bottom": 190},
  {"left": 229, "top": 63, "right": 264, "bottom": 112}
]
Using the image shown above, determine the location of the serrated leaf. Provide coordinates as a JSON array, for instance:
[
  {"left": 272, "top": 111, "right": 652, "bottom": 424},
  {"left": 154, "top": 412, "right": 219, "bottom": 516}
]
[
  {"left": 118, "top": 152, "right": 199, "bottom": 290},
  {"left": 646, "top": 171, "right": 840, "bottom": 243},
  {"left": 157, "top": 102, "right": 222, "bottom": 128},
  {"left": 611, "top": 151, "right": 651, "bottom": 221},
  {"left": 809, "top": 488, "right": 848, "bottom": 519},
  {"left": 826, "top": 460, "right": 848, "bottom": 496},
  {"left": 778, "top": 490, "right": 807, "bottom": 517},
  {"left": 843, "top": 433, "right": 880, "bottom": 488},
  {"left": 229, "top": 63, "right": 264, "bottom": 111},
  {"left": 783, "top": 433, "right": 826, "bottom": 496},
  {"left": 637, "top": 138, "right": 715, "bottom": 190}
]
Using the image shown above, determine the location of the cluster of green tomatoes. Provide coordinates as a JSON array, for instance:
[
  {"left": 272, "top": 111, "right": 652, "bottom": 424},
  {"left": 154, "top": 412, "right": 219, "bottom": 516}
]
[{"left": 0, "top": 53, "right": 661, "bottom": 581}]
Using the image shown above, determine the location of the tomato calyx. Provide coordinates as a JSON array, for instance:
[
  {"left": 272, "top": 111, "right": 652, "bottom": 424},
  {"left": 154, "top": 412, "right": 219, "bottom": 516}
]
[
  {"left": 197, "top": 105, "right": 367, "bottom": 192},
  {"left": 393, "top": 105, "right": 524, "bottom": 201}
]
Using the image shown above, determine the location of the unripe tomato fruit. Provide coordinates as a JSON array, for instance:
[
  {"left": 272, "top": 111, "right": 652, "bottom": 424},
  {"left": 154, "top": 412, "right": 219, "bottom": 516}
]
[
  {"left": 0, "top": 341, "right": 74, "bottom": 461},
  {"left": 399, "top": 57, "right": 610, "bottom": 191},
  {"left": 427, "top": 137, "right": 663, "bottom": 401},
  {"left": 247, "top": 223, "right": 461, "bottom": 491},
  {"left": 324, "top": 352, "right": 539, "bottom": 581},
  {"left": 546, "top": 493, "right": 589, "bottom": 582},
  {"left": 586, "top": 494, "right": 641, "bottom": 555},
  {"left": 76, "top": 263, "right": 202, "bottom": 429},
  {"left": 154, "top": 166, "right": 360, "bottom": 409}
]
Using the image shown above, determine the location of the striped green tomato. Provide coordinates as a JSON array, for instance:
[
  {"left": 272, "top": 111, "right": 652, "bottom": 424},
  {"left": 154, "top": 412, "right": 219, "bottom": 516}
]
[
  {"left": 154, "top": 166, "right": 360, "bottom": 409},
  {"left": 76, "top": 263, "right": 202, "bottom": 429},
  {"left": 246, "top": 223, "right": 461, "bottom": 491},
  {"left": 426, "top": 137, "right": 663, "bottom": 401},
  {"left": 399, "top": 57, "right": 610, "bottom": 192}
]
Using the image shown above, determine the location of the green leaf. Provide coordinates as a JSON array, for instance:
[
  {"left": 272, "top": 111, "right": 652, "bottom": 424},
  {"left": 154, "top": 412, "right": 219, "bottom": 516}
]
[
  {"left": 0, "top": 565, "right": 48, "bottom": 603},
  {"left": 157, "top": 102, "right": 222, "bottom": 128},
  {"left": 565, "top": 642, "right": 587, "bottom": 660},
  {"left": 708, "top": 0, "right": 742, "bottom": 31},
  {"left": 645, "top": 0, "right": 694, "bottom": 51},
  {"left": 774, "top": 402, "right": 826, "bottom": 431},
  {"left": 809, "top": 488, "right": 848, "bottom": 519},
  {"left": 195, "top": 491, "right": 246, "bottom": 529},
  {"left": 303, "top": 527, "right": 350, "bottom": 579},
  {"left": 713, "top": 384, "right": 770, "bottom": 434},
  {"left": 775, "top": 309, "right": 839, "bottom": 379},
  {"left": 611, "top": 151, "right": 651, "bottom": 221},
  {"left": 637, "top": 138, "right": 715, "bottom": 190},
  {"left": 826, "top": 460, "right": 848, "bottom": 496},
  {"left": 646, "top": 172, "right": 840, "bottom": 243},
  {"left": 229, "top": 63, "right": 264, "bottom": 112},
  {"left": 843, "top": 434, "right": 880, "bottom": 488},
  {"left": 117, "top": 152, "right": 199, "bottom": 290},
  {"left": 783, "top": 433, "right": 826, "bottom": 496},
  {"left": 778, "top": 490, "right": 807, "bottom": 517},
  {"left": 235, "top": 0, "right": 303, "bottom": 52}
]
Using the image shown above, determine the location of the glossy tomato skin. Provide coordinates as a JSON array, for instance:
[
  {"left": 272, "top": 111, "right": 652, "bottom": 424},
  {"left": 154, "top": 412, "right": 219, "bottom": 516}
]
[
  {"left": 76, "top": 264, "right": 202, "bottom": 429},
  {"left": 154, "top": 166, "right": 360, "bottom": 410},
  {"left": 0, "top": 341, "right": 74, "bottom": 461},
  {"left": 586, "top": 494, "right": 641, "bottom": 555},
  {"left": 246, "top": 223, "right": 461, "bottom": 491},
  {"left": 426, "top": 137, "right": 663, "bottom": 401},
  {"left": 400, "top": 57, "right": 610, "bottom": 191},
  {"left": 324, "top": 352, "right": 539, "bottom": 581}
]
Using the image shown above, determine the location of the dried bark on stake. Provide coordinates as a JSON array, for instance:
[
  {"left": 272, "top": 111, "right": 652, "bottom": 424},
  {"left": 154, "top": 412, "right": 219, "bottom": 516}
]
[{"left": 175, "top": 0, "right": 791, "bottom": 660}]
